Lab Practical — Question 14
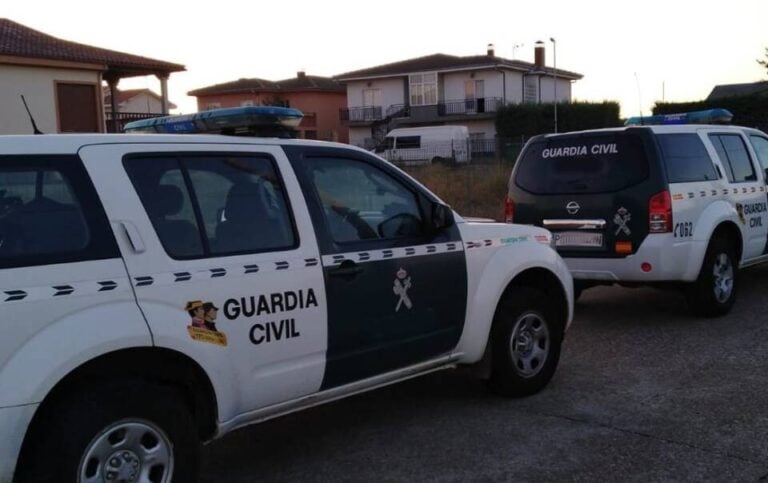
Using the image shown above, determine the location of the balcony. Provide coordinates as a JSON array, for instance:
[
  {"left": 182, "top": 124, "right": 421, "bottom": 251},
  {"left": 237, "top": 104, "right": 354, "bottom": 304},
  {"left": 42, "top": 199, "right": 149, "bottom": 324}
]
[
  {"left": 105, "top": 111, "right": 166, "bottom": 133},
  {"left": 342, "top": 97, "right": 505, "bottom": 127},
  {"left": 340, "top": 106, "right": 383, "bottom": 124},
  {"left": 438, "top": 97, "right": 503, "bottom": 117}
]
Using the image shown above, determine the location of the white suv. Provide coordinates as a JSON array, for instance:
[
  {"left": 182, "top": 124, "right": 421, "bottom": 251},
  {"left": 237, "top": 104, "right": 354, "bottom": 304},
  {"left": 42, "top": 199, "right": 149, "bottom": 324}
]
[
  {"left": 1, "top": 133, "right": 572, "bottom": 482},
  {"left": 507, "top": 112, "right": 768, "bottom": 316}
]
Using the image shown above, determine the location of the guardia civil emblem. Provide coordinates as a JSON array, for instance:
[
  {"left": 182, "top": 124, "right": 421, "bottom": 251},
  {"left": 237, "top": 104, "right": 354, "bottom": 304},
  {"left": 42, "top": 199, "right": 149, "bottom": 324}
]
[
  {"left": 614, "top": 207, "right": 632, "bottom": 236},
  {"left": 393, "top": 268, "right": 413, "bottom": 312}
]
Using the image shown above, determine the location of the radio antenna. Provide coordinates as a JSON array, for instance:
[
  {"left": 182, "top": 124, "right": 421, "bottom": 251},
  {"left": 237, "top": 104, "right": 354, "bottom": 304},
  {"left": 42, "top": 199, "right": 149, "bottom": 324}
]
[
  {"left": 634, "top": 73, "right": 644, "bottom": 125},
  {"left": 20, "top": 95, "right": 43, "bottom": 134}
]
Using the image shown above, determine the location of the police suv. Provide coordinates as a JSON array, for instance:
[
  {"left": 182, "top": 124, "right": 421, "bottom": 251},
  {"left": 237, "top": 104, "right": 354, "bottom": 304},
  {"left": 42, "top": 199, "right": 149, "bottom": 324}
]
[
  {"left": 0, "top": 108, "right": 573, "bottom": 482},
  {"left": 506, "top": 109, "right": 768, "bottom": 316}
]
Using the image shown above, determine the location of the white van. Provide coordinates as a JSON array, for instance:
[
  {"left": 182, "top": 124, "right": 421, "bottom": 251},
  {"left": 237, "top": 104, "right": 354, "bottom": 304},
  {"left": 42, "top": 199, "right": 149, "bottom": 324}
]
[{"left": 375, "top": 125, "right": 471, "bottom": 165}]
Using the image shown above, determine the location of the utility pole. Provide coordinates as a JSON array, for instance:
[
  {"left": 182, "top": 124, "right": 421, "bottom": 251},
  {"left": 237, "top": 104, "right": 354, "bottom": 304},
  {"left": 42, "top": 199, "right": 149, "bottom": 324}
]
[{"left": 550, "top": 37, "right": 557, "bottom": 133}]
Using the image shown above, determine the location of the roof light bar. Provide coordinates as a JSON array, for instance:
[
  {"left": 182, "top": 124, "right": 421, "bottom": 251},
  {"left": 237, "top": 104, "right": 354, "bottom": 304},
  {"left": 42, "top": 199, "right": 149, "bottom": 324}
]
[
  {"left": 625, "top": 108, "right": 733, "bottom": 126},
  {"left": 124, "top": 106, "right": 304, "bottom": 136}
]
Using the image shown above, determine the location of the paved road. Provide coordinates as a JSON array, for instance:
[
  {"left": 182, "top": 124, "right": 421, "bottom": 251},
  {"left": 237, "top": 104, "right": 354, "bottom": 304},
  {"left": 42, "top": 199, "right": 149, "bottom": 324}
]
[{"left": 201, "top": 265, "right": 768, "bottom": 481}]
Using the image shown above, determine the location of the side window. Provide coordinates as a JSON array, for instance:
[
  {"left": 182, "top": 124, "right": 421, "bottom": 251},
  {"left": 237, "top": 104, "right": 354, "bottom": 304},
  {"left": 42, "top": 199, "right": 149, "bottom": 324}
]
[
  {"left": 0, "top": 157, "right": 117, "bottom": 268},
  {"left": 124, "top": 154, "right": 296, "bottom": 259},
  {"left": 184, "top": 156, "right": 296, "bottom": 255},
  {"left": 748, "top": 135, "right": 768, "bottom": 175},
  {"left": 396, "top": 136, "right": 420, "bottom": 149},
  {"left": 657, "top": 133, "right": 718, "bottom": 183},
  {"left": 709, "top": 134, "right": 757, "bottom": 183},
  {"left": 303, "top": 158, "right": 424, "bottom": 243}
]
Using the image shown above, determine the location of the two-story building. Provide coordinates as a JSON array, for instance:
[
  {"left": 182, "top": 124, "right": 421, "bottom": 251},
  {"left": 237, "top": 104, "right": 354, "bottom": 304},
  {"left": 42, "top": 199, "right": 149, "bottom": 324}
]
[
  {"left": 336, "top": 43, "right": 582, "bottom": 149},
  {"left": 188, "top": 72, "right": 348, "bottom": 143}
]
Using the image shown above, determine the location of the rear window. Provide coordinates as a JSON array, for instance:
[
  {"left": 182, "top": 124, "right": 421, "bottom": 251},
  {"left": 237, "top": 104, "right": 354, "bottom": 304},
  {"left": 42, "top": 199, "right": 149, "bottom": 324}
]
[
  {"left": 657, "top": 133, "right": 719, "bottom": 183},
  {"left": 515, "top": 132, "right": 650, "bottom": 194}
]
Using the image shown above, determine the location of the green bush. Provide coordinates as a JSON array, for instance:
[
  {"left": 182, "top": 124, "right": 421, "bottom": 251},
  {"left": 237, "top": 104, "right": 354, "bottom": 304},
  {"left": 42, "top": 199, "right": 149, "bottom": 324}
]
[
  {"left": 495, "top": 101, "right": 622, "bottom": 139},
  {"left": 653, "top": 95, "right": 768, "bottom": 132}
]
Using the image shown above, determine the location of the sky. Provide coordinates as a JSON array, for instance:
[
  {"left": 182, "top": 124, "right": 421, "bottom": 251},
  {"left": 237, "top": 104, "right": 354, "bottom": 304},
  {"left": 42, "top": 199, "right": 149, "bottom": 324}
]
[{"left": 5, "top": 0, "right": 767, "bottom": 118}]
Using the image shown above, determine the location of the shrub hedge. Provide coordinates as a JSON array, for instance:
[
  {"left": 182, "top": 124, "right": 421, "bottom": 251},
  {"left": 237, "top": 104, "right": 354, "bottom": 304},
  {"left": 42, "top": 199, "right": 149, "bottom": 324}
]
[
  {"left": 653, "top": 95, "right": 768, "bottom": 132},
  {"left": 495, "top": 101, "right": 622, "bottom": 139}
]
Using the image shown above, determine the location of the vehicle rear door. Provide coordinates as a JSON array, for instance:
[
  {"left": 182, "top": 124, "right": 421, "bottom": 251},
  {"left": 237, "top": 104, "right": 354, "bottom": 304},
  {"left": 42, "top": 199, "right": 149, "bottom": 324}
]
[
  {"left": 705, "top": 131, "right": 767, "bottom": 260},
  {"left": 80, "top": 143, "right": 327, "bottom": 419},
  {"left": 285, "top": 146, "right": 467, "bottom": 389},
  {"left": 510, "top": 129, "right": 665, "bottom": 258}
]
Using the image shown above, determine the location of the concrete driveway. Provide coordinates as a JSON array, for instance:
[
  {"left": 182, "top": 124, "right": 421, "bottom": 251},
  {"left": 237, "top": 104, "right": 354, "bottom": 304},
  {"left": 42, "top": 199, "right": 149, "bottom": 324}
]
[{"left": 201, "top": 264, "right": 768, "bottom": 481}]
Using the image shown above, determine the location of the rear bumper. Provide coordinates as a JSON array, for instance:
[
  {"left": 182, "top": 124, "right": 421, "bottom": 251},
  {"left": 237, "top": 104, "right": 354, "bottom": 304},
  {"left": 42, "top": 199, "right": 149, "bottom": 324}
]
[
  {"left": 564, "top": 234, "right": 707, "bottom": 282},
  {"left": 0, "top": 404, "right": 36, "bottom": 482}
]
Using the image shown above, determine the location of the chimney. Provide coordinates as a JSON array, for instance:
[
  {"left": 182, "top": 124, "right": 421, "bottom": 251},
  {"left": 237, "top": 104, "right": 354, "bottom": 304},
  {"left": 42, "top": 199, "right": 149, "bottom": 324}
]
[
  {"left": 297, "top": 71, "right": 306, "bottom": 79},
  {"left": 534, "top": 41, "right": 545, "bottom": 68},
  {"left": 487, "top": 43, "right": 495, "bottom": 57}
]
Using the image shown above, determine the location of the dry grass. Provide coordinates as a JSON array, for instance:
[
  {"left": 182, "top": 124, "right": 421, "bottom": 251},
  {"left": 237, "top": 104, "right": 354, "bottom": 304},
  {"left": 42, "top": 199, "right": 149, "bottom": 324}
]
[{"left": 403, "top": 163, "right": 511, "bottom": 221}]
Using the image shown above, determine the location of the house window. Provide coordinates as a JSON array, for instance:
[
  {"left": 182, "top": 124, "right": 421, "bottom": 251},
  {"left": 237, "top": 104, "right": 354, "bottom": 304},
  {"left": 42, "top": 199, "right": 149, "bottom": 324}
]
[
  {"left": 240, "top": 100, "right": 254, "bottom": 107},
  {"left": 524, "top": 76, "right": 538, "bottom": 103},
  {"left": 206, "top": 102, "right": 222, "bottom": 110},
  {"left": 409, "top": 73, "right": 437, "bottom": 106}
]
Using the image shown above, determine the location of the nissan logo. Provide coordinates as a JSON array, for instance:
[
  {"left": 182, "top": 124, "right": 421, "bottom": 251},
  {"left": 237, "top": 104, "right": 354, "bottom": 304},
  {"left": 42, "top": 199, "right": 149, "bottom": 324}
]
[{"left": 566, "top": 201, "right": 580, "bottom": 215}]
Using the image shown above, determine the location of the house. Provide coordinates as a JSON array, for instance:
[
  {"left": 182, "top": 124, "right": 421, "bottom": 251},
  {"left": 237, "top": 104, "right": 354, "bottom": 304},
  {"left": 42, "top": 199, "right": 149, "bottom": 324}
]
[
  {"left": 103, "top": 87, "right": 178, "bottom": 114},
  {"left": 189, "top": 72, "right": 349, "bottom": 143},
  {"left": 0, "top": 18, "right": 184, "bottom": 134},
  {"left": 707, "top": 81, "right": 768, "bottom": 100},
  {"left": 335, "top": 43, "right": 583, "bottom": 149}
]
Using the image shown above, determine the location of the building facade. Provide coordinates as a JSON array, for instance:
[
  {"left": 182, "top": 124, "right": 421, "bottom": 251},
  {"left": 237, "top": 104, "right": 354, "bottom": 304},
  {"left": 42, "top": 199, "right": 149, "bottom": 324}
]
[
  {"left": 0, "top": 18, "right": 184, "bottom": 134},
  {"left": 336, "top": 44, "right": 582, "bottom": 148},
  {"left": 189, "top": 73, "right": 348, "bottom": 143}
]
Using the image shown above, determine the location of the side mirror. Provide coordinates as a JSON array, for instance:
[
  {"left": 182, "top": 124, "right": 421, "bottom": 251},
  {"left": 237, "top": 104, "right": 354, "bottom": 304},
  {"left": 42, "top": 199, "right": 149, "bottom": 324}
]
[{"left": 431, "top": 203, "right": 455, "bottom": 232}]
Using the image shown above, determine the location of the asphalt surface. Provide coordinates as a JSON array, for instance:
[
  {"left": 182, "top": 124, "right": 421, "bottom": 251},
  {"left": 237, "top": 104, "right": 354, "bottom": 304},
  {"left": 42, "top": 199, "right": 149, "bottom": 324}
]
[{"left": 200, "top": 265, "right": 768, "bottom": 482}]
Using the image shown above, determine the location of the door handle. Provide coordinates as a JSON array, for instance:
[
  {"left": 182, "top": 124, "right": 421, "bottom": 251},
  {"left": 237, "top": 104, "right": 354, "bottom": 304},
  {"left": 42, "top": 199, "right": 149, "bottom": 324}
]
[
  {"left": 329, "top": 260, "right": 364, "bottom": 278},
  {"left": 120, "top": 221, "right": 146, "bottom": 254}
]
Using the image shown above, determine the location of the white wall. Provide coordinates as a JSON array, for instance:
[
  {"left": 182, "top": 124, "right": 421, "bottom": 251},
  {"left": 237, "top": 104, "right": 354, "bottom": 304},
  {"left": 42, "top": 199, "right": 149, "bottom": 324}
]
[
  {"left": 345, "top": 78, "right": 406, "bottom": 109},
  {"left": 349, "top": 126, "right": 371, "bottom": 147},
  {"left": 121, "top": 94, "right": 164, "bottom": 114},
  {"left": 0, "top": 65, "right": 101, "bottom": 134},
  {"left": 459, "top": 119, "right": 497, "bottom": 138},
  {"left": 442, "top": 69, "right": 503, "bottom": 102}
]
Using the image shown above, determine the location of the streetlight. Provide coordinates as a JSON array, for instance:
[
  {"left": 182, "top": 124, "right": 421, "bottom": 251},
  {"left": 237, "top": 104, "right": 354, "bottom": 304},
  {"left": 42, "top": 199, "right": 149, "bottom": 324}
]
[{"left": 550, "top": 37, "right": 557, "bottom": 133}]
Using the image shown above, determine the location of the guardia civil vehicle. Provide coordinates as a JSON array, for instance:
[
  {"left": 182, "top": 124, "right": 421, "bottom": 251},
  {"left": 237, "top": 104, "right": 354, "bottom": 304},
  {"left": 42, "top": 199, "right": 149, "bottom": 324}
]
[
  {"left": 1, "top": 107, "right": 573, "bottom": 482},
  {"left": 506, "top": 109, "right": 768, "bottom": 316}
]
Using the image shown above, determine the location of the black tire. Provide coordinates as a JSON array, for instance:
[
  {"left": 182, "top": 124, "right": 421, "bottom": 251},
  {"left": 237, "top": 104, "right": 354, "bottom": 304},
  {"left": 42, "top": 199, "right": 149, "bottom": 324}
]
[
  {"left": 685, "top": 236, "right": 738, "bottom": 317},
  {"left": 487, "top": 287, "right": 564, "bottom": 397},
  {"left": 15, "top": 382, "right": 200, "bottom": 483}
]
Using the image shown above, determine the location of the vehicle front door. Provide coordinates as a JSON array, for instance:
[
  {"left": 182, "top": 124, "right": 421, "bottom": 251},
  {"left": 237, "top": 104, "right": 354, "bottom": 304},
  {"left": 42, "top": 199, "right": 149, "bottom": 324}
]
[
  {"left": 80, "top": 144, "right": 327, "bottom": 419},
  {"left": 286, "top": 146, "right": 468, "bottom": 389}
]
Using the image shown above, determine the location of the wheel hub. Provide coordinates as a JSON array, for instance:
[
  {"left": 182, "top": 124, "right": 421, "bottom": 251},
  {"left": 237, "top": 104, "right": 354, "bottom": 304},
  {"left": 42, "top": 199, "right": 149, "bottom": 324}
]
[
  {"left": 509, "top": 311, "right": 551, "bottom": 378},
  {"left": 104, "top": 450, "right": 141, "bottom": 482},
  {"left": 515, "top": 331, "right": 533, "bottom": 355}
]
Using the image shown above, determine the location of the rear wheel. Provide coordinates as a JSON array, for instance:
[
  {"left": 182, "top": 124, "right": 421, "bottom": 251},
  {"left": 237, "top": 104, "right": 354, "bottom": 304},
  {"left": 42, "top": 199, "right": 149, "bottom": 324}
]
[
  {"left": 685, "top": 236, "right": 738, "bottom": 317},
  {"left": 487, "top": 287, "right": 564, "bottom": 397},
  {"left": 16, "top": 382, "right": 200, "bottom": 483}
]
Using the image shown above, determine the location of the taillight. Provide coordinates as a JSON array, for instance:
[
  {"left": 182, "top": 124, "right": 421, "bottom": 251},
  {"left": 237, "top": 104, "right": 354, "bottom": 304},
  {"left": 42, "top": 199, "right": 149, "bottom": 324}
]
[
  {"left": 648, "top": 191, "right": 672, "bottom": 233},
  {"left": 504, "top": 196, "right": 515, "bottom": 223}
]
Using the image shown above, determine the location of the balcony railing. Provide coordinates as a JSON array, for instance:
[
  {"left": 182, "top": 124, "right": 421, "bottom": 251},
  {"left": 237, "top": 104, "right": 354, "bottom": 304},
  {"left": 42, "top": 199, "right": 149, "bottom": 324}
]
[
  {"left": 340, "top": 106, "right": 383, "bottom": 122},
  {"left": 385, "top": 104, "right": 410, "bottom": 118},
  {"left": 105, "top": 111, "right": 166, "bottom": 133},
  {"left": 438, "top": 97, "right": 503, "bottom": 116}
]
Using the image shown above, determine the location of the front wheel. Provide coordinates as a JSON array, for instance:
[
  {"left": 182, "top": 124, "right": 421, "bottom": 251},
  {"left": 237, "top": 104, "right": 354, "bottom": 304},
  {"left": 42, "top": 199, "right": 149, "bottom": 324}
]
[
  {"left": 685, "top": 236, "right": 738, "bottom": 317},
  {"left": 16, "top": 382, "right": 200, "bottom": 483},
  {"left": 487, "top": 287, "right": 564, "bottom": 397}
]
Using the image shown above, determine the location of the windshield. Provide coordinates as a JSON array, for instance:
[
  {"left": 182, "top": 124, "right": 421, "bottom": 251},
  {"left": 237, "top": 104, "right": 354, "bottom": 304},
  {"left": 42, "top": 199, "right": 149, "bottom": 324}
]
[{"left": 514, "top": 132, "right": 650, "bottom": 194}]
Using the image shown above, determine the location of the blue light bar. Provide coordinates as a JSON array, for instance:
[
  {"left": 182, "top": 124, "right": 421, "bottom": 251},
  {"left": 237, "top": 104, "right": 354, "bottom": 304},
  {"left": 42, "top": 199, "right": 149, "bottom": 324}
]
[
  {"left": 625, "top": 108, "right": 733, "bottom": 126},
  {"left": 124, "top": 106, "right": 304, "bottom": 135}
]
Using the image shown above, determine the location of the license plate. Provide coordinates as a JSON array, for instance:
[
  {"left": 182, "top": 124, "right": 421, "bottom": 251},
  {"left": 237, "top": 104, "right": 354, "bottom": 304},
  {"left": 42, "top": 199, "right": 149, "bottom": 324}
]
[{"left": 553, "top": 231, "right": 604, "bottom": 248}]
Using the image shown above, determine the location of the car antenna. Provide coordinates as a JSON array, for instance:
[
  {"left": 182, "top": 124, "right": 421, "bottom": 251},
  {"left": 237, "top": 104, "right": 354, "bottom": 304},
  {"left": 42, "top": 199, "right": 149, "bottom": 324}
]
[{"left": 20, "top": 95, "right": 43, "bottom": 134}]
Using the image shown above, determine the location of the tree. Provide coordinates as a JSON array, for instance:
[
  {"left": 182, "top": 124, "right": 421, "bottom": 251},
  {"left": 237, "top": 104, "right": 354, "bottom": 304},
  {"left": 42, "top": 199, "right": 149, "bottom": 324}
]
[{"left": 758, "top": 47, "right": 768, "bottom": 74}]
